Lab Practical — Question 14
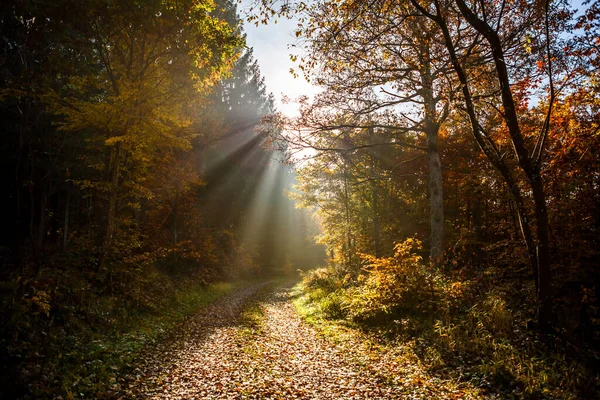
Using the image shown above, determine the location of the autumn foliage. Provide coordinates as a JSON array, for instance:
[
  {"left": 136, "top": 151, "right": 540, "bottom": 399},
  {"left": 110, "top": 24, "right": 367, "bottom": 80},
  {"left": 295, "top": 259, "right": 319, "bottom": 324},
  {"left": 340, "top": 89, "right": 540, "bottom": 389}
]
[
  {"left": 1, "top": 0, "right": 600, "bottom": 398},
  {"left": 0, "top": 0, "right": 323, "bottom": 397}
]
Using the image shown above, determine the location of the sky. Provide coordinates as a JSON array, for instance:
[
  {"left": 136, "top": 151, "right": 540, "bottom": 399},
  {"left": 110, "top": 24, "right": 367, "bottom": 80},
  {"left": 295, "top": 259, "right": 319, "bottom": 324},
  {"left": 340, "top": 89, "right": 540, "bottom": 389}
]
[
  {"left": 237, "top": 0, "right": 589, "bottom": 118},
  {"left": 238, "top": 2, "right": 318, "bottom": 118}
]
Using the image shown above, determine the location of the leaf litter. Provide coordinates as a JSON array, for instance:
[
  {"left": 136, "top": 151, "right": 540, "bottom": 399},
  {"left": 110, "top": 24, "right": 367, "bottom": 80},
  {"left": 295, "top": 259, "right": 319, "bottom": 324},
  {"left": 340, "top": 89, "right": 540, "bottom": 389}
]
[{"left": 114, "top": 282, "right": 485, "bottom": 399}]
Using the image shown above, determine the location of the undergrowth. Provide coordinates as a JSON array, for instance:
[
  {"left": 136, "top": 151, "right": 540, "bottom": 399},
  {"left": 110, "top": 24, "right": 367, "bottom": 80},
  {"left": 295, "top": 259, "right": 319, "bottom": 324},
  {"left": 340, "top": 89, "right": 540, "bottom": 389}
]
[
  {"left": 294, "top": 239, "right": 600, "bottom": 399},
  {"left": 0, "top": 265, "right": 248, "bottom": 399}
]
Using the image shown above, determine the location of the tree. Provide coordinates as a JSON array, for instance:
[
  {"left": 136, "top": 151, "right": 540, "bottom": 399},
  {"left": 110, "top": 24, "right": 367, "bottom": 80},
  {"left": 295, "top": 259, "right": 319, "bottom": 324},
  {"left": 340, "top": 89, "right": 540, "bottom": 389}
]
[
  {"left": 249, "top": 0, "right": 575, "bottom": 332},
  {"left": 291, "top": 118, "right": 427, "bottom": 270},
  {"left": 405, "top": 0, "right": 572, "bottom": 332},
  {"left": 45, "top": 0, "right": 241, "bottom": 269},
  {"left": 269, "top": 0, "right": 453, "bottom": 267}
]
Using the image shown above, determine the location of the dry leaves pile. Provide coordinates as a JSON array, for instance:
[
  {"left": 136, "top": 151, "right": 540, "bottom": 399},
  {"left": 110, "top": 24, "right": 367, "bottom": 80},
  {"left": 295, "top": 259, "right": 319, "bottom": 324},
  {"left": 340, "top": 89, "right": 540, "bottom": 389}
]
[{"left": 114, "top": 283, "right": 481, "bottom": 399}]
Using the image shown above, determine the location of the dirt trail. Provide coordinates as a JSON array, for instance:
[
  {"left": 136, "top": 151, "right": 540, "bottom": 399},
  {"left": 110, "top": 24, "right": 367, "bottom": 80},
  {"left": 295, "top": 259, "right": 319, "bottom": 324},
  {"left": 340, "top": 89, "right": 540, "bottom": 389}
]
[{"left": 117, "top": 282, "right": 414, "bottom": 399}]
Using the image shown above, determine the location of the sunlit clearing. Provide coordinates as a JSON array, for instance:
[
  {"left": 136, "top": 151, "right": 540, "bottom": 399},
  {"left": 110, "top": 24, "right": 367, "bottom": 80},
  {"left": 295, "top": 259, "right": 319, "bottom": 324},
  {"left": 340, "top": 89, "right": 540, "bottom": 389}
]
[
  {"left": 240, "top": 157, "right": 280, "bottom": 242},
  {"left": 199, "top": 119, "right": 325, "bottom": 275}
]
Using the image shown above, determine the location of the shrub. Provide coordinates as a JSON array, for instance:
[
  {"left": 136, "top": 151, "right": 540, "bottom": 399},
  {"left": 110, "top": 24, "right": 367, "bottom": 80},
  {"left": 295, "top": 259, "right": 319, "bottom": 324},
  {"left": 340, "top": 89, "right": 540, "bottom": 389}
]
[
  {"left": 296, "top": 240, "right": 600, "bottom": 399},
  {"left": 346, "top": 239, "right": 436, "bottom": 322},
  {"left": 300, "top": 268, "right": 348, "bottom": 319}
]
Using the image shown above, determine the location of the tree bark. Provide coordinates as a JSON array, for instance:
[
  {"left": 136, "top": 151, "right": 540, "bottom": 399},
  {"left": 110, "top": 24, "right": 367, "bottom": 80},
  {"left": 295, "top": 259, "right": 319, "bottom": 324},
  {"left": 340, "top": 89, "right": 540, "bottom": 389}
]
[
  {"left": 370, "top": 163, "right": 381, "bottom": 258},
  {"left": 531, "top": 171, "right": 553, "bottom": 330},
  {"left": 37, "top": 187, "right": 47, "bottom": 257},
  {"left": 453, "top": 0, "right": 553, "bottom": 332},
  {"left": 426, "top": 130, "right": 444, "bottom": 269},
  {"left": 410, "top": 0, "right": 554, "bottom": 332},
  {"left": 63, "top": 188, "right": 70, "bottom": 251},
  {"left": 420, "top": 52, "right": 445, "bottom": 269},
  {"left": 98, "top": 143, "right": 122, "bottom": 270},
  {"left": 343, "top": 164, "right": 353, "bottom": 268},
  {"left": 173, "top": 184, "right": 179, "bottom": 245}
]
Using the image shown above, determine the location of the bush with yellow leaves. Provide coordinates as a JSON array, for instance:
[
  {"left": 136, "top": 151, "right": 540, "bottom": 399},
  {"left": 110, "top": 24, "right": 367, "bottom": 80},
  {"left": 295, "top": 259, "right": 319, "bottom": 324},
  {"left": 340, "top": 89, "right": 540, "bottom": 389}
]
[{"left": 346, "top": 238, "right": 437, "bottom": 322}]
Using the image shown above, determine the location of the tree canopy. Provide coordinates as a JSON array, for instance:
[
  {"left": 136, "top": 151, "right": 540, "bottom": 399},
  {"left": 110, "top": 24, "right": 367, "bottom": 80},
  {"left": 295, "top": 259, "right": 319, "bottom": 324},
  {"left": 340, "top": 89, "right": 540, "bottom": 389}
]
[{"left": 1, "top": 0, "right": 600, "bottom": 397}]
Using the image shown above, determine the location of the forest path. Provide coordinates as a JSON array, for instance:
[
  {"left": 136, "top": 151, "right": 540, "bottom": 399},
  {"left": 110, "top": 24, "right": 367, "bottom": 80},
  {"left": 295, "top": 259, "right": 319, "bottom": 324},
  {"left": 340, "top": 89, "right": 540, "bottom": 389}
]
[{"left": 117, "top": 280, "right": 413, "bottom": 399}]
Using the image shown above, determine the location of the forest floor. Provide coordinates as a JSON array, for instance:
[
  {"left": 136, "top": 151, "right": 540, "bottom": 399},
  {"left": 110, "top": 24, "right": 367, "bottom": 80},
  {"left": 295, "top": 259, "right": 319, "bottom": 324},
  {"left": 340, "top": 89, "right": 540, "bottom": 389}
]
[{"left": 114, "top": 280, "right": 484, "bottom": 399}]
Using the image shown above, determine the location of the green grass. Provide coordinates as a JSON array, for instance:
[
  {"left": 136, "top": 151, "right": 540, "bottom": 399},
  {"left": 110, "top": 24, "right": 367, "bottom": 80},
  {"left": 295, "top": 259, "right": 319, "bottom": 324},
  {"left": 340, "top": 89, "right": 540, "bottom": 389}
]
[
  {"left": 292, "top": 273, "right": 600, "bottom": 400},
  {"left": 57, "top": 281, "right": 245, "bottom": 399}
]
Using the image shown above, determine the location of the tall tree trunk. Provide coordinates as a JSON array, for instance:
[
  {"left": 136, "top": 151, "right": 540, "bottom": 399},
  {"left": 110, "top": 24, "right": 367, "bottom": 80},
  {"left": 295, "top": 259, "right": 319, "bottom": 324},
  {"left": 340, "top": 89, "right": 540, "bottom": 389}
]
[
  {"left": 426, "top": 131, "right": 444, "bottom": 268},
  {"left": 369, "top": 150, "right": 381, "bottom": 258},
  {"left": 37, "top": 186, "right": 47, "bottom": 256},
  {"left": 98, "top": 144, "right": 122, "bottom": 270},
  {"left": 472, "top": 185, "right": 483, "bottom": 267},
  {"left": 343, "top": 162, "right": 352, "bottom": 268},
  {"left": 28, "top": 147, "right": 42, "bottom": 274},
  {"left": 371, "top": 173, "right": 381, "bottom": 258},
  {"left": 421, "top": 53, "right": 445, "bottom": 269},
  {"left": 173, "top": 185, "right": 179, "bottom": 245},
  {"left": 63, "top": 188, "right": 70, "bottom": 251},
  {"left": 413, "top": 0, "right": 554, "bottom": 332},
  {"left": 452, "top": 0, "right": 553, "bottom": 332},
  {"left": 531, "top": 171, "right": 553, "bottom": 331}
]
